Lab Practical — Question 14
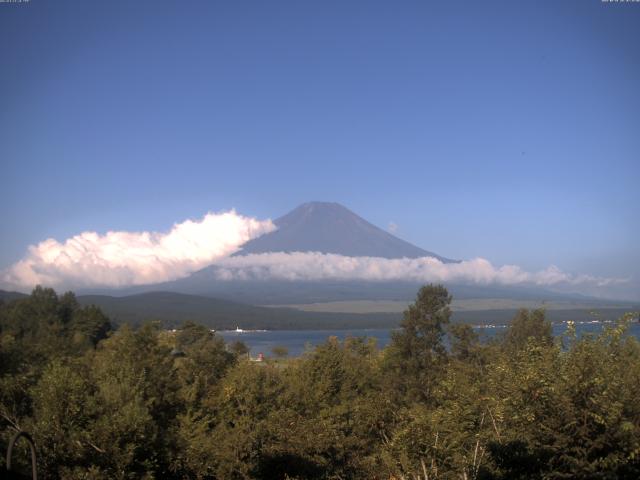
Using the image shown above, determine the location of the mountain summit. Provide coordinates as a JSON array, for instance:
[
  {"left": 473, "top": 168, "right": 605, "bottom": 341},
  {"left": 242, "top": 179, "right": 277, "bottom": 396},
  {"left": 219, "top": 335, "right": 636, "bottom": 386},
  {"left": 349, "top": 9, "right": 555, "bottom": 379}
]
[{"left": 237, "top": 202, "right": 456, "bottom": 262}]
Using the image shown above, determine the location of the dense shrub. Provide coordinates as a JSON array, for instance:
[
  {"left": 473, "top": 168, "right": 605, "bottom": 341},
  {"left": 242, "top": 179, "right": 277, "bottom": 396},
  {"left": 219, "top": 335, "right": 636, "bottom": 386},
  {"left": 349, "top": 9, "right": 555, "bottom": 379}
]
[{"left": 1, "top": 286, "right": 639, "bottom": 479}]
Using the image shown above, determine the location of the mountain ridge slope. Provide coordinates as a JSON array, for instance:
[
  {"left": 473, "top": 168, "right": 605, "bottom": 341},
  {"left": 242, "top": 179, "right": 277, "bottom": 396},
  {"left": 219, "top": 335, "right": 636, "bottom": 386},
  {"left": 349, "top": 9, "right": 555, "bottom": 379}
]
[{"left": 235, "top": 201, "right": 456, "bottom": 262}]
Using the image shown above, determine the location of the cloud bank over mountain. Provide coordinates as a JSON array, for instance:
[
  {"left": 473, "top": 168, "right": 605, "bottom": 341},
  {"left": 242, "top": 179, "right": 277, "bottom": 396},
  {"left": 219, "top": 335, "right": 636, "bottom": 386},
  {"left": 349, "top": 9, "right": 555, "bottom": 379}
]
[
  {"left": 1, "top": 208, "right": 626, "bottom": 293},
  {"left": 214, "top": 252, "right": 625, "bottom": 288},
  {"left": 2, "top": 211, "right": 275, "bottom": 289}
]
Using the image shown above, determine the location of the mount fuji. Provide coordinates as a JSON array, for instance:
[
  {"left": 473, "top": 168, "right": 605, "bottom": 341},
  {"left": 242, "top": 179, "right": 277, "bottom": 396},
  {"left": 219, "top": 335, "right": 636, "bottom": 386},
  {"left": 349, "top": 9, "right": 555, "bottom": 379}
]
[{"left": 234, "top": 201, "right": 456, "bottom": 262}]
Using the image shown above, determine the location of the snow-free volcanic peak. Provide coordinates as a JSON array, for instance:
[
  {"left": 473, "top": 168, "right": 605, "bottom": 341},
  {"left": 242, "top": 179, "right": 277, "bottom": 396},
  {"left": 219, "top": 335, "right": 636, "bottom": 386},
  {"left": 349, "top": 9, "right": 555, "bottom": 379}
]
[{"left": 236, "top": 201, "right": 456, "bottom": 262}]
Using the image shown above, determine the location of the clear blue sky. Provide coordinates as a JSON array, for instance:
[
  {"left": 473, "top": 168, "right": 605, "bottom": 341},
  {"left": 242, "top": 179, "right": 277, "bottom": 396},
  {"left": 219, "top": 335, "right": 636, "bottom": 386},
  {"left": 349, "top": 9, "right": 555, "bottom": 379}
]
[{"left": 1, "top": 1, "right": 639, "bottom": 297}]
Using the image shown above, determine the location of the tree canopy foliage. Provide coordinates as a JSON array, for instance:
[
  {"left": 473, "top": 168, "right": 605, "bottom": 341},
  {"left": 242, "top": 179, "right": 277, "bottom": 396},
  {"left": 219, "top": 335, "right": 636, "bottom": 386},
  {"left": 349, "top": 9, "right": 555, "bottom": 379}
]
[{"left": 1, "top": 285, "right": 639, "bottom": 479}]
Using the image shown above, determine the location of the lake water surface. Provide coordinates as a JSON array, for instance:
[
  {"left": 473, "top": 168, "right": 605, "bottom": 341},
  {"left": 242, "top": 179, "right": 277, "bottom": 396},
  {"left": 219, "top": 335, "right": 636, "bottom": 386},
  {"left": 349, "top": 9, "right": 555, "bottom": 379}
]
[{"left": 219, "top": 320, "right": 640, "bottom": 357}]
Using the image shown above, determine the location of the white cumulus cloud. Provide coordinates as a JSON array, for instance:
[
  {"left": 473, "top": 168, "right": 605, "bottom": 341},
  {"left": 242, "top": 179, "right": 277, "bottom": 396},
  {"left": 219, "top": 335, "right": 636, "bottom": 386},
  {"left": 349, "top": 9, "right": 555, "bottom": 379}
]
[
  {"left": 2, "top": 212, "right": 626, "bottom": 293},
  {"left": 213, "top": 252, "right": 626, "bottom": 287},
  {"left": 2, "top": 211, "right": 276, "bottom": 289}
]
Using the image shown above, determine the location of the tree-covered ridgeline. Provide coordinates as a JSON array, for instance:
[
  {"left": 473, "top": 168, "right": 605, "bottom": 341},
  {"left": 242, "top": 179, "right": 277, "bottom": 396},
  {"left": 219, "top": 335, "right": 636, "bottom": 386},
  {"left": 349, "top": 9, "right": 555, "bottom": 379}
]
[{"left": 1, "top": 285, "right": 639, "bottom": 479}]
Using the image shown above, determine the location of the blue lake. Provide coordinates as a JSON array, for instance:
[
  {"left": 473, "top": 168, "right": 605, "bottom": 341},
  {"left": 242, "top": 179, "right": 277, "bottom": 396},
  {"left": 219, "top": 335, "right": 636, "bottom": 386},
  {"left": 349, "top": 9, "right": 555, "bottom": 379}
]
[{"left": 218, "top": 320, "right": 640, "bottom": 357}]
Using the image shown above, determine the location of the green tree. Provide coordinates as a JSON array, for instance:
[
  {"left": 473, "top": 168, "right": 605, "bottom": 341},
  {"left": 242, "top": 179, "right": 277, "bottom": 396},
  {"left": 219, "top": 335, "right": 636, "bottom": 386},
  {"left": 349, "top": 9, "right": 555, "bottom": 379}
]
[
  {"left": 208, "top": 361, "right": 286, "bottom": 479},
  {"left": 383, "top": 284, "right": 452, "bottom": 402},
  {"left": 174, "top": 321, "right": 236, "bottom": 408},
  {"left": 29, "top": 360, "right": 95, "bottom": 476},
  {"left": 271, "top": 345, "right": 289, "bottom": 359},
  {"left": 448, "top": 322, "right": 481, "bottom": 362},
  {"left": 229, "top": 340, "right": 250, "bottom": 357},
  {"left": 503, "top": 308, "right": 552, "bottom": 351},
  {"left": 84, "top": 323, "right": 179, "bottom": 478},
  {"left": 267, "top": 337, "right": 392, "bottom": 479}
]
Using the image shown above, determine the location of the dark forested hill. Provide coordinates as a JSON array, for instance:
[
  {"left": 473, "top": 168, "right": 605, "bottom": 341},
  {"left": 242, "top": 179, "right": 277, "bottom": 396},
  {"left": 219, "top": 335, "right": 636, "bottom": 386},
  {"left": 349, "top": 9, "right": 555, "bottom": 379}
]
[
  {"left": 76, "top": 291, "right": 400, "bottom": 330},
  {"left": 0, "top": 289, "right": 28, "bottom": 302},
  {"left": 5, "top": 288, "right": 633, "bottom": 331}
]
